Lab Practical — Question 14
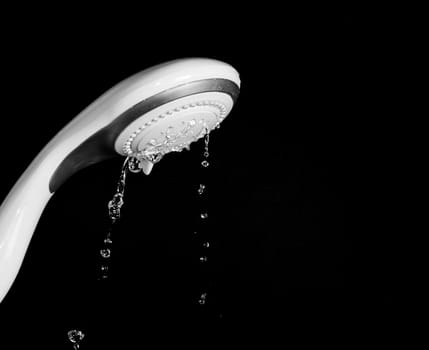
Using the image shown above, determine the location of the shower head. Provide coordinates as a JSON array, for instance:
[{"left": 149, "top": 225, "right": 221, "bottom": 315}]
[
  {"left": 0, "top": 58, "right": 240, "bottom": 303},
  {"left": 50, "top": 58, "right": 240, "bottom": 190}
]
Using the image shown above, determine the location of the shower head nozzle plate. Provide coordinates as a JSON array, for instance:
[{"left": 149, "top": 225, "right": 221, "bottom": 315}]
[{"left": 114, "top": 91, "right": 234, "bottom": 160}]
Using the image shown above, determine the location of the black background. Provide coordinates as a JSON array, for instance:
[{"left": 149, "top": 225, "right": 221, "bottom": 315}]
[{"left": 0, "top": 8, "right": 388, "bottom": 348}]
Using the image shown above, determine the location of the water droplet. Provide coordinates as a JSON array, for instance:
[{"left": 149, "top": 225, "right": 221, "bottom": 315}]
[
  {"left": 201, "top": 160, "right": 209, "bottom": 167},
  {"left": 198, "top": 184, "right": 206, "bottom": 194},
  {"left": 198, "top": 292, "right": 207, "bottom": 304},
  {"left": 108, "top": 196, "right": 123, "bottom": 220},
  {"left": 100, "top": 248, "right": 111, "bottom": 258},
  {"left": 108, "top": 206, "right": 121, "bottom": 220},
  {"left": 199, "top": 256, "right": 208, "bottom": 263},
  {"left": 200, "top": 212, "right": 208, "bottom": 219},
  {"left": 193, "top": 231, "right": 198, "bottom": 235},
  {"left": 101, "top": 265, "right": 109, "bottom": 272},
  {"left": 128, "top": 157, "right": 142, "bottom": 173},
  {"left": 68, "top": 329, "right": 84, "bottom": 345},
  {"left": 202, "top": 242, "right": 210, "bottom": 248},
  {"left": 109, "top": 193, "right": 123, "bottom": 207},
  {"left": 204, "top": 151, "right": 209, "bottom": 158},
  {"left": 103, "top": 232, "right": 112, "bottom": 244}
]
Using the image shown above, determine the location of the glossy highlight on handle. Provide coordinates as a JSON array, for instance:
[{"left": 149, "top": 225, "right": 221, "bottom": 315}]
[{"left": 0, "top": 153, "right": 55, "bottom": 302}]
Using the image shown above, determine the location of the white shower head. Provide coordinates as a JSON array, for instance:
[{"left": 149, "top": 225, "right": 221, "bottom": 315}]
[
  {"left": 50, "top": 58, "right": 240, "bottom": 190},
  {"left": 0, "top": 58, "right": 240, "bottom": 303}
]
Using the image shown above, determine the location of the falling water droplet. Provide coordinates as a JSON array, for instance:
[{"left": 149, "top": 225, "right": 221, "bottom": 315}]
[
  {"left": 100, "top": 248, "right": 111, "bottom": 258},
  {"left": 202, "top": 242, "right": 210, "bottom": 248},
  {"left": 200, "top": 212, "right": 208, "bottom": 219},
  {"left": 128, "top": 157, "right": 142, "bottom": 173},
  {"left": 104, "top": 237, "right": 112, "bottom": 244},
  {"left": 198, "top": 184, "right": 206, "bottom": 195},
  {"left": 198, "top": 292, "right": 207, "bottom": 305},
  {"left": 68, "top": 329, "right": 84, "bottom": 348},
  {"left": 101, "top": 265, "right": 109, "bottom": 272},
  {"left": 108, "top": 200, "right": 122, "bottom": 220},
  {"left": 201, "top": 160, "right": 209, "bottom": 167},
  {"left": 200, "top": 256, "right": 208, "bottom": 263}
]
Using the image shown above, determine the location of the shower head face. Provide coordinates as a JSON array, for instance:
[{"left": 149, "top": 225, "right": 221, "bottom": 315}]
[
  {"left": 49, "top": 58, "right": 240, "bottom": 192},
  {"left": 114, "top": 91, "right": 234, "bottom": 160}
]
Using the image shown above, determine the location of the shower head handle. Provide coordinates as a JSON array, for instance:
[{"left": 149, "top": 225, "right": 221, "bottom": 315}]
[{"left": 0, "top": 58, "right": 240, "bottom": 303}]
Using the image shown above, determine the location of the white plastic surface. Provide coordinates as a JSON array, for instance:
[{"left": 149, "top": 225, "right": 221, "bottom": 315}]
[
  {"left": 0, "top": 58, "right": 240, "bottom": 303},
  {"left": 114, "top": 91, "right": 234, "bottom": 155}
]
